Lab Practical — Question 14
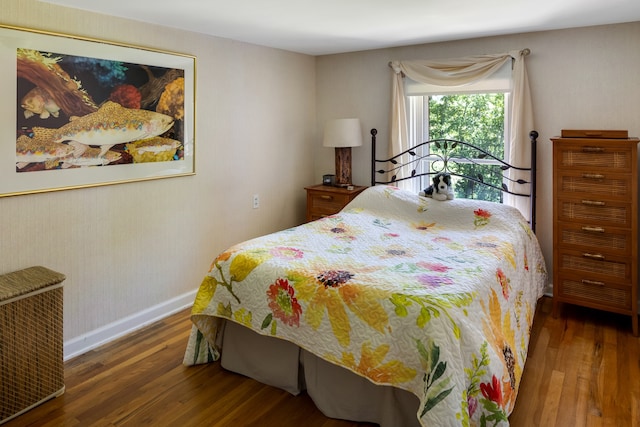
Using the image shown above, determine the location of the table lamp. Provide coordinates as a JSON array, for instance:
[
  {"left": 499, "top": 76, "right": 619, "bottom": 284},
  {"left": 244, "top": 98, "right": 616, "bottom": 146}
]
[{"left": 323, "top": 118, "right": 362, "bottom": 186}]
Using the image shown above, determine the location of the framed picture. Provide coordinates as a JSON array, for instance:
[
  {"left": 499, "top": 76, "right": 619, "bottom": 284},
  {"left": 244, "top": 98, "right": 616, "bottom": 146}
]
[{"left": 0, "top": 24, "right": 196, "bottom": 197}]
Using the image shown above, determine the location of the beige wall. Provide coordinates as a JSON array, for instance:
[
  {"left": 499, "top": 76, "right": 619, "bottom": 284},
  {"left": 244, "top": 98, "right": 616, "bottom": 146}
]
[
  {"left": 1, "top": 0, "right": 316, "bottom": 357},
  {"left": 316, "top": 21, "right": 640, "bottom": 291}
]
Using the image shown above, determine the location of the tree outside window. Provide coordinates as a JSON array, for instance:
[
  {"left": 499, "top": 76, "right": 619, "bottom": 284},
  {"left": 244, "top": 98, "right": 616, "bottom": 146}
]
[{"left": 410, "top": 92, "right": 509, "bottom": 203}]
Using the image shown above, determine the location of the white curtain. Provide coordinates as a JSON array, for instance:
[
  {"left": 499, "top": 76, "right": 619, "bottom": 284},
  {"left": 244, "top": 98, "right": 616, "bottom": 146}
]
[{"left": 389, "top": 50, "right": 533, "bottom": 220}]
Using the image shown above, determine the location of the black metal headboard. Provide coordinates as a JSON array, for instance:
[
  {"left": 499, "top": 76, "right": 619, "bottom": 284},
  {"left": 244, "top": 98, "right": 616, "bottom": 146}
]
[{"left": 370, "top": 129, "right": 538, "bottom": 231}]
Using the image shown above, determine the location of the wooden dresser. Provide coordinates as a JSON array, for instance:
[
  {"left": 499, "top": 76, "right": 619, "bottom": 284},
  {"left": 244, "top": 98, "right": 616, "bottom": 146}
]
[
  {"left": 551, "top": 130, "right": 638, "bottom": 336},
  {"left": 304, "top": 184, "right": 367, "bottom": 222}
]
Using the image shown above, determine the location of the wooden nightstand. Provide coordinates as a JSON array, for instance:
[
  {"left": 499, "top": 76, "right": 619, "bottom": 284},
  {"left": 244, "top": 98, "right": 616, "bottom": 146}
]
[{"left": 304, "top": 184, "right": 367, "bottom": 222}]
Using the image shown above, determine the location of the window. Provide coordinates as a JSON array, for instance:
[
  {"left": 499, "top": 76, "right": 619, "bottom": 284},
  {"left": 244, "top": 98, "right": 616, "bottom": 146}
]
[{"left": 405, "top": 61, "right": 512, "bottom": 202}]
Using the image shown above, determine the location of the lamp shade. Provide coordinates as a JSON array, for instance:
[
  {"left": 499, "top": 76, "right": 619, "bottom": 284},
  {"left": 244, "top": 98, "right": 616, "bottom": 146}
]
[{"left": 323, "top": 118, "right": 363, "bottom": 148}]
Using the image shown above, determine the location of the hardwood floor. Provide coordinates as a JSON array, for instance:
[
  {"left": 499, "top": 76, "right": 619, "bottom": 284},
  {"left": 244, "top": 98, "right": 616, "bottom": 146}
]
[
  {"left": 3, "top": 296, "right": 638, "bottom": 427},
  {"left": 509, "top": 297, "right": 639, "bottom": 427}
]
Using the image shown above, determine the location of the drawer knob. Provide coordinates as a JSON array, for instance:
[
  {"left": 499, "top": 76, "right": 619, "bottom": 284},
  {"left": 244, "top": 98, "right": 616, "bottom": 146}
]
[
  {"left": 582, "top": 173, "right": 605, "bottom": 180},
  {"left": 583, "top": 252, "right": 605, "bottom": 260},
  {"left": 320, "top": 195, "right": 333, "bottom": 200},
  {"left": 581, "top": 200, "right": 605, "bottom": 206},
  {"left": 582, "top": 279, "right": 605, "bottom": 286},
  {"left": 581, "top": 226, "right": 605, "bottom": 233}
]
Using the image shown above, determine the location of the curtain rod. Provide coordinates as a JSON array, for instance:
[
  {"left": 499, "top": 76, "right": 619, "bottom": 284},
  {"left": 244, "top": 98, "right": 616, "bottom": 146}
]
[{"left": 387, "top": 48, "right": 531, "bottom": 69}]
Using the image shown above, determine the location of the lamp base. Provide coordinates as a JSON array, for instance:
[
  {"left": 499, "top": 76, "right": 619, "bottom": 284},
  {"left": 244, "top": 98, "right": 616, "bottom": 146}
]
[{"left": 334, "top": 147, "right": 352, "bottom": 186}]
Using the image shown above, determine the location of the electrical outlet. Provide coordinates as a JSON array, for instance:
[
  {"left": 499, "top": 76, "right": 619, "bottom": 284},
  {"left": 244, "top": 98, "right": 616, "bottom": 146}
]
[{"left": 252, "top": 194, "right": 259, "bottom": 209}]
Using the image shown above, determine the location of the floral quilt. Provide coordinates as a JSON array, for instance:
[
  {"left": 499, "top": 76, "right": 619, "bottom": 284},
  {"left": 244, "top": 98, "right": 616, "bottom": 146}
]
[{"left": 183, "top": 185, "right": 547, "bottom": 427}]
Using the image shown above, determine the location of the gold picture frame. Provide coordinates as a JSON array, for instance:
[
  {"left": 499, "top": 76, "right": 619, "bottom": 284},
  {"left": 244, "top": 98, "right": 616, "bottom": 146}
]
[{"left": 1, "top": 24, "right": 195, "bottom": 197}]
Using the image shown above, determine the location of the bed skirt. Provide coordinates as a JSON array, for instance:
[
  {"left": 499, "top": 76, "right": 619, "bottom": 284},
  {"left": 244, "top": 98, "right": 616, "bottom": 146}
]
[{"left": 220, "top": 320, "right": 421, "bottom": 427}]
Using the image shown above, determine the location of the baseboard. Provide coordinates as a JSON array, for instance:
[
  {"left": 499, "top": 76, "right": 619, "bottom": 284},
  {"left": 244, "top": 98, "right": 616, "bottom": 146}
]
[
  {"left": 544, "top": 282, "right": 553, "bottom": 298},
  {"left": 63, "top": 289, "right": 197, "bottom": 361}
]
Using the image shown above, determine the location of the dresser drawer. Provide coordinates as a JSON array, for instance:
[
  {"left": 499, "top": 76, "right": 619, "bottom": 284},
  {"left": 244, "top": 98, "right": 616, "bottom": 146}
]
[
  {"left": 556, "top": 222, "right": 632, "bottom": 256},
  {"left": 557, "top": 249, "right": 632, "bottom": 284},
  {"left": 556, "top": 170, "right": 632, "bottom": 200},
  {"left": 556, "top": 198, "right": 631, "bottom": 227},
  {"left": 556, "top": 275, "right": 632, "bottom": 311},
  {"left": 555, "top": 142, "right": 634, "bottom": 172},
  {"left": 307, "top": 191, "right": 351, "bottom": 215}
]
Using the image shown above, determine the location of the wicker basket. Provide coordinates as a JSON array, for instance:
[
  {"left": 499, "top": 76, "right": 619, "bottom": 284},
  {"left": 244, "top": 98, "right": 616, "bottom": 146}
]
[{"left": 0, "top": 266, "right": 65, "bottom": 425}]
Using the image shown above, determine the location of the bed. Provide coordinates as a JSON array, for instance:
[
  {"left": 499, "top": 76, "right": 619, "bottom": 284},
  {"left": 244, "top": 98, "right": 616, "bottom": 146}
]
[{"left": 183, "top": 129, "right": 547, "bottom": 427}]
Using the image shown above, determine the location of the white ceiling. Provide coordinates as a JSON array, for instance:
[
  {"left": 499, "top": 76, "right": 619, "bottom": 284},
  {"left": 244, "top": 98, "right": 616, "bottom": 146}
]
[{"left": 39, "top": 0, "right": 640, "bottom": 55}]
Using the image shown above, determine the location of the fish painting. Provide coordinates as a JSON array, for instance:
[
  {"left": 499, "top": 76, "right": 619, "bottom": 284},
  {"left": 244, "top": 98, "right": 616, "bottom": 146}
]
[
  {"left": 16, "top": 129, "right": 82, "bottom": 170},
  {"left": 61, "top": 142, "right": 122, "bottom": 168},
  {"left": 128, "top": 137, "right": 180, "bottom": 154},
  {"left": 126, "top": 136, "right": 180, "bottom": 163},
  {"left": 53, "top": 101, "right": 174, "bottom": 157},
  {"left": 21, "top": 87, "right": 61, "bottom": 119}
]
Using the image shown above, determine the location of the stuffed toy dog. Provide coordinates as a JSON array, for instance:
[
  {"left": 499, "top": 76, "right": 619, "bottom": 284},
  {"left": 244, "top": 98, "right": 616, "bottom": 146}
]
[{"left": 419, "top": 173, "right": 454, "bottom": 201}]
